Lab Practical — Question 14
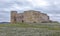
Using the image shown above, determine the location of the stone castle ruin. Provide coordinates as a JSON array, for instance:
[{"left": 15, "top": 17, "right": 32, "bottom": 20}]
[{"left": 11, "top": 10, "right": 50, "bottom": 23}]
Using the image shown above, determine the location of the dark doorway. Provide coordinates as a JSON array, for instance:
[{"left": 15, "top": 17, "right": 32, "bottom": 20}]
[
  {"left": 14, "top": 17, "right": 16, "bottom": 22},
  {"left": 33, "top": 21, "right": 36, "bottom": 23},
  {"left": 22, "top": 20, "right": 24, "bottom": 23}
]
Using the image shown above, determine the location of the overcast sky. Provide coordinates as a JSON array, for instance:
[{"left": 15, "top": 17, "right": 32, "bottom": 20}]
[{"left": 0, "top": 0, "right": 60, "bottom": 22}]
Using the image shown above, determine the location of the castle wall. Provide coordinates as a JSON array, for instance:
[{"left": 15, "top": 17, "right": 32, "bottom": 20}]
[
  {"left": 23, "top": 10, "right": 49, "bottom": 23},
  {"left": 11, "top": 10, "right": 50, "bottom": 23},
  {"left": 16, "top": 13, "right": 24, "bottom": 23},
  {"left": 24, "top": 11, "right": 34, "bottom": 23},
  {"left": 39, "top": 13, "right": 49, "bottom": 22}
]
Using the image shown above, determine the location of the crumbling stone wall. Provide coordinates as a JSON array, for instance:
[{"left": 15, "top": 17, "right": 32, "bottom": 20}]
[
  {"left": 11, "top": 10, "right": 50, "bottom": 23},
  {"left": 16, "top": 13, "right": 24, "bottom": 23}
]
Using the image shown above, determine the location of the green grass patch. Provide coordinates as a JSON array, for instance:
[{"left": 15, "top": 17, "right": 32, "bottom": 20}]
[{"left": 0, "top": 23, "right": 60, "bottom": 30}]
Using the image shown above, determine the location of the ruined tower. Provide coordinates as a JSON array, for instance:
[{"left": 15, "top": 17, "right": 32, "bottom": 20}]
[{"left": 11, "top": 11, "right": 17, "bottom": 23}]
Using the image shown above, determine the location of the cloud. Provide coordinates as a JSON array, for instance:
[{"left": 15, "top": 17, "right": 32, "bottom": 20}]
[
  {"left": 0, "top": 0, "right": 60, "bottom": 22},
  {"left": 0, "top": 11, "right": 10, "bottom": 22}
]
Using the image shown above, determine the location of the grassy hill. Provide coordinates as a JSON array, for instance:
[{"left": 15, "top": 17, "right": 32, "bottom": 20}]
[
  {"left": 0, "top": 23, "right": 60, "bottom": 30},
  {"left": 0, "top": 23, "right": 60, "bottom": 36}
]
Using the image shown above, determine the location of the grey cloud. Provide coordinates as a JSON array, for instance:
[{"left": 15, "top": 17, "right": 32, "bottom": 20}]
[{"left": 0, "top": 0, "right": 60, "bottom": 22}]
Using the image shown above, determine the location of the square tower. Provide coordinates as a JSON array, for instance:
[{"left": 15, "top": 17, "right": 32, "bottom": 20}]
[{"left": 11, "top": 11, "right": 17, "bottom": 23}]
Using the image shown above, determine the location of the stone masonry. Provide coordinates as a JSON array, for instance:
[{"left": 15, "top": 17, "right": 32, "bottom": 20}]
[{"left": 11, "top": 10, "right": 50, "bottom": 23}]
